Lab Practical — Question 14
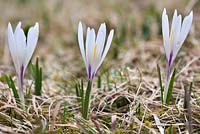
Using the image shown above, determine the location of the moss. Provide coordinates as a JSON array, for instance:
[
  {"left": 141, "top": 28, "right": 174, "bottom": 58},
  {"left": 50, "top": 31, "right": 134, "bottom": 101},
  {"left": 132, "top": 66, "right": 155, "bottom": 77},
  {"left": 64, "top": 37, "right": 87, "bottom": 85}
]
[
  {"left": 144, "top": 120, "right": 152, "bottom": 127},
  {"left": 165, "top": 125, "right": 177, "bottom": 134}
]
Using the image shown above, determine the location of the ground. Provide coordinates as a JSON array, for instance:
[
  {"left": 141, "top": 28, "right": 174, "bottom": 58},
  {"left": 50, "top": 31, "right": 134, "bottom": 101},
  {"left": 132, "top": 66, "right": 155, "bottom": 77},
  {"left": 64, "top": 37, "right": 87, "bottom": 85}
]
[{"left": 0, "top": 0, "right": 200, "bottom": 133}]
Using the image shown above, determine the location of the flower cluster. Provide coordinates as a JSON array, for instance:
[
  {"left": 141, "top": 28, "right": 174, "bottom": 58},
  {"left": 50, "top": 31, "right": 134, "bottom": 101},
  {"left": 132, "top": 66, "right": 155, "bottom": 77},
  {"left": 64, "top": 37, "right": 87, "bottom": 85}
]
[{"left": 5, "top": 8, "right": 193, "bottom": 118}]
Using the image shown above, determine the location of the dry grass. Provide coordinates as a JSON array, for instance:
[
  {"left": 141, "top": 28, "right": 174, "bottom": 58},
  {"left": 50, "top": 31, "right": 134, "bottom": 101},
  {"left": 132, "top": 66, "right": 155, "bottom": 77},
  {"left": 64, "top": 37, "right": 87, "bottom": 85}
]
[{"left": 0, "top": 0, "right": 200, "bottom": 133}]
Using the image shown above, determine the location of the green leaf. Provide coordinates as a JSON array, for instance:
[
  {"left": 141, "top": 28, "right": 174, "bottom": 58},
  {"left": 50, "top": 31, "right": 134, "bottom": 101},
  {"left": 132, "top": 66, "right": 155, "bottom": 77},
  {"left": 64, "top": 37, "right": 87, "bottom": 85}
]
[
  {"left": 166, "top": 68, "right": 176, "bottom": 105},
  {"left": 31, "top": 57, "right": 43, "bottom": 96},
  {"left": 5, "top": 75, "right": 20, "bottom": 104},
  {"left": 75, "top": 81, "right": 81, "bottom": 102},
  {"left": 97, "top": 75, "right": 101, "bottom": 88},
  {"left": 157, "top": 64, "right": 164, "bottom": 104}
]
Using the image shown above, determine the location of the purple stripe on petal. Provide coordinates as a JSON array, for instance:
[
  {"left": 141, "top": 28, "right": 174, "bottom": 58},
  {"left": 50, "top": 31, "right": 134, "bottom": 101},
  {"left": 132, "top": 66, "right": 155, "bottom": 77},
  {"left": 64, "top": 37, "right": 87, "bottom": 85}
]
[
  {"left": 88, "top": 64, "right": 91, "bottom": 79},
  {"left": 167, "top": 51, "right": 173, "bottom": 80},
  {"left": 20, "top": 64, "right": 24, "bottom": 91},
  {"left": 168, "top": 52, "right": 173, "bottom": 67}
]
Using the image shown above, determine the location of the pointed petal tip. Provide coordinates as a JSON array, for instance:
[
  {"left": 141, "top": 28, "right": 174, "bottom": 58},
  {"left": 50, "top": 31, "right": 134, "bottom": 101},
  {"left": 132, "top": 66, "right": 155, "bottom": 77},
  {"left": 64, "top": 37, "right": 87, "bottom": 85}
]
[
  {"left": 189, "top": 11, "right": 193, "bottom": 17},
  {"left": 18, "top": 21, "right": 22, "bottom": 26},
  {"left": 163, "top": 8, "right": 166, "bottom": 13},
  {"left": 87, "top": 27, "right": 90, "bottom": 31},
  {"left": 174, "top": 9, "right": 177, "bottom": 15},
  {"left": 35, "top": 22, "right": 39, "bottom": 26},
  {"left": 16, "top": 21, "right": 22, "bottom": 30},
  {"left": 79, "top": 21, "right": 82, "bottom": 27},
  {"left": 91, "top": 28, "right": 95, "bottom": 32},
  {"left": 163, "top": 8, "right": 167, "bottom": 16},
  {"left": 110, "top": 29, "right": 114, "bottom": 34},
  {"left": 100, "top": 22, "right": 106, "bottom": 31},
  {"left": 34, "top": 22, "right": 39, "bottom": 29},
  {"left": 8, "top": 22, "right": 12, "bottom": 28}
]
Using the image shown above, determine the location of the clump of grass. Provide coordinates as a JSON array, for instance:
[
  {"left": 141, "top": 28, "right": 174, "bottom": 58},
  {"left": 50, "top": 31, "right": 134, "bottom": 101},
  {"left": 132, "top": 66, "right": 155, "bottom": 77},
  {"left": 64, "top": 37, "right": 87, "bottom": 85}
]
[{"left": 30, "top": 57, "right": 43, "bottom": 96}]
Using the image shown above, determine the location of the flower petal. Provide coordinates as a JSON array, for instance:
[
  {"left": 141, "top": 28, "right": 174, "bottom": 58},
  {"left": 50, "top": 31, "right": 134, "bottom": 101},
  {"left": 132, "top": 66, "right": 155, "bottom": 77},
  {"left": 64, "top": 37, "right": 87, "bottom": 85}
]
[
  {"left": 14, "top": 22, "right": 26, "bottom": 72},
  {"left": 171, "top": 9, "right": 177, "bottom": 31},
  {"left": 88, "top": 29, "right": 96, "bottom": 74},
  {"left": 7, "top": 22, "right": 20, "bottom": 73},
  {"left": 24, "top": 22, "right": 39, "bottom": 69},
  {"left": 172, "top": 15, "right": 182, "bottom": 61},
  {"left": 162, "top": 8, "right": 170, "bottom": 60},
  {"left": 96, "top": 23, "right": 106, "bottom": 58},
  {"left": 78, "top": 22, "right": 87, "bottom": 67},
  {"left": 88, "top": 28, "right": 95, "bottom": 64},
  {"left": 178, "top": 11, "right": 193, "bottom": 46},
  {"left": 172, "top": 11, "right": 193, "bottom": 62},
  {"left": 97, "top": 29, "right": 114, "bottom": 71},
  {"left": 85, "top": 27, "right": 91, "bottom": 66}
]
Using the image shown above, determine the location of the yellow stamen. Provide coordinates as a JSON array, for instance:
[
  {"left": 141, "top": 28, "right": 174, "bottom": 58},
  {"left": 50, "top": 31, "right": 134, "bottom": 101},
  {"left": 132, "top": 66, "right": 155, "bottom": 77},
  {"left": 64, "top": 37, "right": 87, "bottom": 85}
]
[
  {"left": 169, "top": 28, "right": 174, "bottom": 44},
  {"left": 93, "top": 44, "right": 97, "bottom": 58}
]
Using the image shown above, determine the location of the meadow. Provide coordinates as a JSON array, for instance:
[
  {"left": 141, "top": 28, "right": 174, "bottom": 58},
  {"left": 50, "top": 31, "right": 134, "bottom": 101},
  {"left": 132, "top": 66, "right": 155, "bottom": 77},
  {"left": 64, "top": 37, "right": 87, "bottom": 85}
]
[{"left": 0, "top": 0, "right": 200, "bottom": 133}]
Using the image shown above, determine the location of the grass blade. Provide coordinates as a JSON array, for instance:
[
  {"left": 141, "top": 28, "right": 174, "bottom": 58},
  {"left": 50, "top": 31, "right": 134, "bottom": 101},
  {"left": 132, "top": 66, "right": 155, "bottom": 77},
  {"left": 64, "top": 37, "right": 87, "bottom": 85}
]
[
  {"left": 31, "top": 57, "right": 43, "bottom": 96},
  {"left": 5, "top": 75, "right": 20, "bottom": 104},
  {"left": 165, "top": 68, "right": 176, "bottom": 105},
  {"left": 157, "top": 64, "right": 164, "bottom": 104},
  {"left": 97, "top": 75, "right": 101, "bottom": 88}
]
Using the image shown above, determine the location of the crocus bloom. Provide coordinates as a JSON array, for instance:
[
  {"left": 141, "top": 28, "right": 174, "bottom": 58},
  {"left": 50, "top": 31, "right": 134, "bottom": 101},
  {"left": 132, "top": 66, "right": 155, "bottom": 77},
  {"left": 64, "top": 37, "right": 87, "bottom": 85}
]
[
  {"left": 7, "top": 22, "right": 39, "bottom": 103},
  {"left": 78, "top": 22, "right": 114, "bottom": 81},
  {"left": 162, "top": 8, "right": 193, "bottom": 79}
]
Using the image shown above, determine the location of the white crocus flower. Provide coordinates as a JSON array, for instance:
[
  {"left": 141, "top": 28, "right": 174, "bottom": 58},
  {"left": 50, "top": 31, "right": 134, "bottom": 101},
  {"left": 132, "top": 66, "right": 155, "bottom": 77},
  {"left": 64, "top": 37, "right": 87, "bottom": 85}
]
[
  {"left": 78, "top": 22, "right": 114, "bottom": 81},
  {"left": 7, "top": 22, "right": 39, "bottom": 103},
  {"left": 162, "top": 8, "right": 193, "bottom": 79}
]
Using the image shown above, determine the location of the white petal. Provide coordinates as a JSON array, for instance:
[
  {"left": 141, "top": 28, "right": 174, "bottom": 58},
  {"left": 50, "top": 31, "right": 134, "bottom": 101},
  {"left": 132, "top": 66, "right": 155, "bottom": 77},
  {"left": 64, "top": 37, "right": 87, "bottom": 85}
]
[
  {"left": 162, "top": 8, "right": 170, "bottom": 60},
  {"left": 173, "top": 11, "right": 193, "bottom": 62},
  {"left": 97, "top": 29, "right": 114, "bottom": 72},
  {"left": 7, "top": 22, "right": 20, "bottom": 73},
  {"left": 24, "top": 22, "right": 39, "bottom": 69},
  {"left": 78, "top": 22, "right": 87, "bottom": 67},
  {"left": 85, "top": 27, "right": 91, "bottom": 65},
  {"left": 87, "top": 29, "right": 96, "bottom": 76},
  {"left": 14, "top": 22, "right": 22, "bottom": 34},
  {"left": 96, "top": 23, "right": 106, "bottom": 58},
  {"left": 171, "top": 9, "right": 177, "bottom": 31},
  {"left": 172, "top": 15, "right": 182, "bottom": 61},
  {"left": 88, "top": 28, "right": 95, "bottom": 66},
  {"left": 178, "top": 11, "right": 193, "bottom": 46},
  {"left": 14, "top": 22, "right": 26, "bottom": 71}
]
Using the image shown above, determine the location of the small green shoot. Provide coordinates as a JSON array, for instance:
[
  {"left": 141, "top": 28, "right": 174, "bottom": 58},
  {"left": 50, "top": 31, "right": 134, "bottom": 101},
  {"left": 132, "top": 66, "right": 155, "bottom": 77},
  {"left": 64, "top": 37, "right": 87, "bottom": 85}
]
[
  {"left": 157, "top": 64, "right": 164, "bottom": 103},
  {"left": 75, "top": 79, "right": 92, "bottom": 119},
  {"left": 31, "top": 57, "right": 43, "bottom": 96},
  {"left": 5, "top": 75, "right": 20, "bottom": 104},
  {"left": 75, "top": 79, "right": 84, "bottom": 104},
  {"left": 165, "top": 68, "right": 176, "bottom": 105},
  {"left": 97, "top": 75, "right": 101, "bottom": 88}
]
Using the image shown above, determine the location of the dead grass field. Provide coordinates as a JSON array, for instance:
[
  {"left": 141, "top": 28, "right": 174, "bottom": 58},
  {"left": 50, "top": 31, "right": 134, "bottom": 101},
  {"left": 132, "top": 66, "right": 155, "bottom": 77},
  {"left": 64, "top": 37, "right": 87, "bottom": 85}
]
[{"left": 0, "top": 0, "right": 199, "bottom": 133}]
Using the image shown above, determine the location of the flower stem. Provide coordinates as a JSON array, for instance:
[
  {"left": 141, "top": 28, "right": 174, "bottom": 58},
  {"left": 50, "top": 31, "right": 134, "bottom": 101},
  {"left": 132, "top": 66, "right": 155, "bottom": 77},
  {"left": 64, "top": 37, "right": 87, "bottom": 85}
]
[
  {"left": 18, "top": 65, "right": 25, "bottom": 108},
  {"left": 83, "top": 80, "right": 92, "bottom": 120}
]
